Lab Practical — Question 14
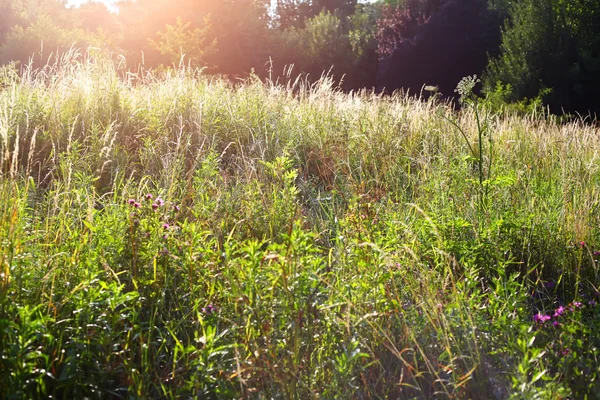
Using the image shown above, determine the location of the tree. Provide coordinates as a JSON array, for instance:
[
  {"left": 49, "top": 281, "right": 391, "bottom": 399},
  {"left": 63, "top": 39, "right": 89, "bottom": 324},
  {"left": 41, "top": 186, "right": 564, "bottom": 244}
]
[
  {"left": 0, "top": 15, "right": 91, "bottom": 66},
  {"left": 377, "top": 0, "right": 502, "bottom": 97},
  {"left": 484, "top": 0, "right": 600, "bottom": 114},
  {"left": 149, "top": 17, "right": 216, "bottom": 67},
  {"left": 115, "top": 0, "right": 271, "bottom": 75}
]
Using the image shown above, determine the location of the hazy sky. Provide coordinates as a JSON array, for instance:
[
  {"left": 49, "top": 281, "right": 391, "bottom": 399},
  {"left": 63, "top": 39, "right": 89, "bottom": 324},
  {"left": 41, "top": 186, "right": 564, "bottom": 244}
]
[{"left": 66, "top": 0, "right": 121, "bottom": 12}]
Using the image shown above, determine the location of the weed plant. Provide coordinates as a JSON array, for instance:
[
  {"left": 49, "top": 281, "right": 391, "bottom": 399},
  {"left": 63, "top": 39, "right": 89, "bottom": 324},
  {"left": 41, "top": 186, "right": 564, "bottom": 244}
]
[{"left": 1, "top": 52, "right": 600, "bottom": 398}]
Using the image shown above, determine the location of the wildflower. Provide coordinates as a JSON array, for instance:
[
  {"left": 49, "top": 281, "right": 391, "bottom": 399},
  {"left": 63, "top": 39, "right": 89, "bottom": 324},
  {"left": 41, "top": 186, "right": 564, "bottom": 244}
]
[
  {"left": 594, "top": 250, "right": 600, "bottom": 257},
  {"left": 544, "top": 281, "right": 555, "bottom": 289},
  {"left": 202, "top": 304, "right": 216, "bottom": 314},
  {"left": 156, "top": 198, "right": 165, "bottom": 206},
  {"left": 145, "top": 194, "right": 153, "bottom": 200},
  {"left": 553, "top": 321, "right": 560, "bottom": 328},
  {"left": 128, "top": 199, "right": 135, "bottom": 205},
  {"left": 572, "top": 301, "right": 582, "bottom": 308},
  {"left": 134, "top": 202, "right": 141, "bottom": 208},
  {"left": 162, "top": 234, "right": 168, "bottom": 240},
  {"left": 554, "top": 305, "right": 565, "bottom": 317},
  {"left": 174, "top": 205, "right": 181, "bottom": 212},
  {"left": 580, "top": 241, "right": 586, "bottom": 248},
  {"left": 589, "top": 300, "right": 597, "bottom": 307},
  {"left": 162, "top": 223, "right": 170, "bottom": 230},
  {"left": 152, "top": 203, "right": 159, "bottom": 210},
  {"left": 533, "top": 313, "right": 551, "bottom": 323}
]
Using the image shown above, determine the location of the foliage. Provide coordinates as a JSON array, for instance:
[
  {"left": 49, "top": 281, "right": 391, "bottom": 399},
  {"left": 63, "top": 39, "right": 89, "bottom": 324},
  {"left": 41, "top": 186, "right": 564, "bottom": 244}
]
[
  {"left": 482, "top": 82, "right": 551, "bottom": 117},
  {"left": 0, "top": 16, "right": 82, "bottom": 66},
  {"left": 1, "top": 58, "right": 600, "bottom": 398},
  {"left": 273, "top": 9, "right": 376, "bottom": 88},
  {"left": 376, "top": 0, "right": 502, "bottom": 97},
  {"left": 148, "top": 16, "right": 217, "bottom": 68},
  {"left": 375, "top": 0, "right": 440, "bottom": 57},
  {"left": 484, "top": 0, "right": 600, "bottom": 114}
]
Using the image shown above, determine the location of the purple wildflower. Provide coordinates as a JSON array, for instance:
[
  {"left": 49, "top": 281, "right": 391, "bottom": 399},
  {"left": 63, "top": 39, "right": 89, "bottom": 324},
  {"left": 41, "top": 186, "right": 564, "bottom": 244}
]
[
  {"left": 554, "top": 306, "right": 565, "bottom": 317},
  {"left": 580, "top": 241, "right": 586, "bottom": 248},
  {"left": 533, "top": 313, "right": 551, "bottom": 323},
  {"left": 572, "top": 301, "right": 582, "bottom": 308},
  {"left": 174, "top": 205, "right": 181, "bottom": 212},
  {"left": 146, "top": 194, "right": 153, "bottom": 200},
  {"left": 553, "top": 321, "right": 560, "bottom": 327},
  {"left": 128, "top": 199, "right": 135, "bottom": 205},
  {"left": 202, "top": 304, "right": 216, "bottom": 315},
  {"left": 589, "top": 300, "right": 597, "bottom": 307},
  {"left": 544, "top": 281, "right": 556, "bottom": 289},
  {"left": 162, "top": 223, "right": 170, "bottom": 230},
  {"left": 152, "top": 203, "right": 159, "bottom": 210},
  {"left": 594, "top": 250, "right": 600, "bottom": 257},
  {"left": 134, "top": 202, "right": 141, "bottom": 208},
  {"left": 156, "top": 198, "right": 165, "bottom": 206}
]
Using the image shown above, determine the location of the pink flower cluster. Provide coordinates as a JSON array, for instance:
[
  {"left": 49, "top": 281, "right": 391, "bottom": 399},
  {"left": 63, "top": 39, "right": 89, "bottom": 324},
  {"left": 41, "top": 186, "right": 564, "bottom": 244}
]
[
  {"left": 127, "top": 194, "right": 180, "bottom": 213},
  {"left": 533, "top": 301, "right": 587, "bottom": 326}
]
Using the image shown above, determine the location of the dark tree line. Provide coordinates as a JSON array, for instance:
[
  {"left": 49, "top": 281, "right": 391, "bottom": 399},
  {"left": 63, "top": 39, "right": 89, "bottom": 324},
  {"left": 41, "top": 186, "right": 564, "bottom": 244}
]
[{"left": 1, "top": 0, "right": 599, "bottom": 114}]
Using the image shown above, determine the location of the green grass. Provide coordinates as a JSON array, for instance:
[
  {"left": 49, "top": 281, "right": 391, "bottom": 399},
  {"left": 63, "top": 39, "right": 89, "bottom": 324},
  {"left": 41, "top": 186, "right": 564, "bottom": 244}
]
[{"left": 1, "top": 52, "right": 600, "bottom": 399}]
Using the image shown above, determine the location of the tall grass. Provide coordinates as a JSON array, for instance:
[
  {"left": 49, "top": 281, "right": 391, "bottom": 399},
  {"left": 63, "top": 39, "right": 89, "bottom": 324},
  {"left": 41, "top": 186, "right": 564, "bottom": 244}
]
[{"left": 1, "top": 52, "right": 600, "bottom": 398}]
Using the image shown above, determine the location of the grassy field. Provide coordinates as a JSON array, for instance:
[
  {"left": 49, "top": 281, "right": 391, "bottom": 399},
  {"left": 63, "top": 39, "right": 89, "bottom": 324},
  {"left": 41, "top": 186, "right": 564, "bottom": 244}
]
[{"left": 1, "top": 54, "right": 600, "bottom": 399}]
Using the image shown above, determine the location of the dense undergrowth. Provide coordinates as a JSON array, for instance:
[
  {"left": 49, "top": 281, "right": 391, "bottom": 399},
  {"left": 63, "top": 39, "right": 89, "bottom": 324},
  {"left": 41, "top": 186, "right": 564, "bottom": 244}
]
[{"left": 1, "top": 53, "right": 600, "bottom": 399}]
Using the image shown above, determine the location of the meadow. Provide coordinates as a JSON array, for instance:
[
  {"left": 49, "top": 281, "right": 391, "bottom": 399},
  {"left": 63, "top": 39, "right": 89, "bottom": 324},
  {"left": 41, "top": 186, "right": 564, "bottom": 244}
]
[{"left": 1, "top": 53, "right": 600, "bottom": 399}]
